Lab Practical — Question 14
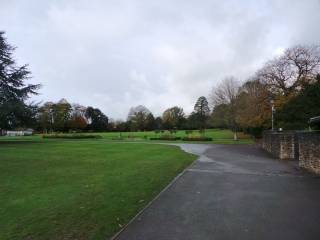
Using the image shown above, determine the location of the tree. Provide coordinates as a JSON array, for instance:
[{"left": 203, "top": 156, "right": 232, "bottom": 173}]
[
  {"left": 69, "top": 104, "right": 87, "bottom": 131},
  {"left": 194, "top": 96, "right": 210, "bottom": 130},
  {"left": 210, "top": 104, "right": 229, "bottom": 128},
  {"left": 129, "top": 111, "right": 148, "bottom": 131},
  {"left": 186, "top": 112, "right": 200, "bottom": 130},
  {"left": 210, "top": 76, "right": 240, "bottom": 140},
  {"left": 36, "top": 99, "right": 73, "bottom": 132},
  {"left": 154, "top": 117, "right": 163, "bottom": 130},
  {"left": 145, "top": 113, "right": 156, "bottom": 131},
  {"left": 69, "top": 116, "right": 87, "bottom": 131},
  {"left": 109, "top": 119, "right": 129, "bottom": 132},
  {"left": 37, "top": 102, "right": 54, "bottom": 133},
  {"left": 127, "top": 105, "right": 151, "bottom": 121},
  {"left": 162, "top": 106, "right": 185, "bottom": 130},
  {"left": 0, "top": 31, "right": 40, "bottom": 130},
  {"left": 126, "top": 105, "right": 152, "bottom": 131},
  {"left": 71, "top": 104, "right": 87, "bottom": 118},
  {"left": 276, "top": 74, "right": 320, "bottom": 130},
  {"left": 235, "top": 79, "right": 271, "bottom": 137},
  {"left": 85, "top": 107, "right": 108, "bottom": 131},
  {"left": 257, "top": 45, "right": 320, "bottom": 97},
  {"left": 51, "top": 99, "right": 72, "bottom": 132}
]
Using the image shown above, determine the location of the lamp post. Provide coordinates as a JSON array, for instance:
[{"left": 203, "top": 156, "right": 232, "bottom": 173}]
[{"left": 270, "top": 100, "right": 275, "bottom": 131}]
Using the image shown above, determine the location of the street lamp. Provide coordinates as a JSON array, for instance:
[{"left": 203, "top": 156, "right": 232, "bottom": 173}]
[{"left": 270, "top": 100, "right": 275, "bottom": 131}]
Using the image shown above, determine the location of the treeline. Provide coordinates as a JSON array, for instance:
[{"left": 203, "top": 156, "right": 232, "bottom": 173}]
[
  {"left": 37, "top": 100, "right": 109, "bottom": 132},
  {"left": 110, "top": 96, "right": 210, "bottom": 132},
  {"left": 1, "top": 31, "right": 320, "bottom": 136},
  {"left": 210, "top": 45, "right": 320, "bottom": 137},
  {"left": 0, "top": 31, "right": 211, "bottom": 134},
  {"left": 32, "top": 96, "right": 210, "bottom": 133}
]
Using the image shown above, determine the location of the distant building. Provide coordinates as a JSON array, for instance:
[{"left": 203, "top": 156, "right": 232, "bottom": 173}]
[
  {"left": 6, "top": 129, "right": 34, "bottom": 136},
  {"left": 127, "top": 105, "right": 151, "bottom": 121}
]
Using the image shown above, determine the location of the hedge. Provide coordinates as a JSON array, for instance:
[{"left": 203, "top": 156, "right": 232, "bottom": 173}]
[
  {"left": 182, "top": 137, "right": 212, "bottom": 141},
  {"left": 149, "top": 137, "right": 181, "bottom": 141},
  {"left": 42, "top": 134, "right": 102, "bottom": 139}
]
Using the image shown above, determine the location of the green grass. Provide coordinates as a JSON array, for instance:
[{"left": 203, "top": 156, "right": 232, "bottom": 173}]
[
  {"left": 42, "top": 133, "right": 102, "bottom": 139},
  {"left": 99, "top": 129, "right": 243, "bottom": 139},
  {"left": 97, "top": 129, "right": 253, "bottom": 144},
  {"left": 0, "top": 129, "right": 253, "bottom": 144},
  {"left": 0, "top": 140, "right": 196, "bottom": 239}
]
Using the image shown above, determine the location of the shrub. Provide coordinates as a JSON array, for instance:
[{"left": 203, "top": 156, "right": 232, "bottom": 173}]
[
  {"left": 111, "top": 137, "right": 124, "bottom": 140},
  {"left": 185, "top": 130, "right": 193, "bottom": 135},
  {"left": 182, "top": 137, "right": 212, "bottom": 141},
  {"left": 149, "top": 137, "right": 181, "bottom": 141},
  {"left": 43, "top": 134, "right": 102, "bottom": 139}
]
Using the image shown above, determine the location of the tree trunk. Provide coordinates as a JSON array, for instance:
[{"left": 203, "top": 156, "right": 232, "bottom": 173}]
[{"left": 233, "top": 131, "right": 238, "bottom": 141}]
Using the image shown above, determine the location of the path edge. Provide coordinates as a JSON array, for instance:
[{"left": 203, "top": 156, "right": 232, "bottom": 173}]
[{"left": 109, "top": 145, "right": 200, "bottom": 240}]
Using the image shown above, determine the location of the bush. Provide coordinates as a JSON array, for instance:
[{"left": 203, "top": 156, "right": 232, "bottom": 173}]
[
  {"left": 169, "top": 129, "right": 177, "bottom": 134},
  {"left": 111, "top": 137, "right": 124, "bottom": 140},
  {"left": 43, "top": 134, "right": 102, "bottom": 139},
  {"left": 149, "top": 137, "right": 181, "bottom": 141},
  {"left": 243, "top": 127, "right": 263, "bottom": 138},
  {"left": 185, "top": 130, "right": 193, "bottom": 135},
  {"left": 182, "top": 137, "right": 212, "bottom": 141}
]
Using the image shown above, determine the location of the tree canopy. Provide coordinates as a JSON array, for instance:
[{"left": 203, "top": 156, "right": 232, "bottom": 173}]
[
  {"left": 0, "top": 31, "right": 40, "bottom": 130},
  {"left": 276, "top": 75, "right": 320, "bottom": 130},
  {"left": 193, "top": 96, "right": 210, "bottom": 130},
  {"left": 162, "top": 106, "right": 185, "bottom": 129}
]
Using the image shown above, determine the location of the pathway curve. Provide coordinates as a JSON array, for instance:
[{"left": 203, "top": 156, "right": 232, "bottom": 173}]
[{"left": 113, "top": 144, "right": 320, "bottom": 240}]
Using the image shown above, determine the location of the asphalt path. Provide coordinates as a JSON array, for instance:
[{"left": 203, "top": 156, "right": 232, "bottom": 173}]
[{"left": 113, "top": 143, "right": 320, "bottom": 240}]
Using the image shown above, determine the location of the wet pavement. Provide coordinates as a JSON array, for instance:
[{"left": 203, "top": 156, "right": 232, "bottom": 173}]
[{"left": 113, "top": 144, "right": 320, "bottom": 240}]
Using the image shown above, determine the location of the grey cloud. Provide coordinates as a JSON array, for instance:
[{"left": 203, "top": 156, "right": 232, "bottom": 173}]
[{"left": 1, "top": 0, "right": 320, "bottom": 119}]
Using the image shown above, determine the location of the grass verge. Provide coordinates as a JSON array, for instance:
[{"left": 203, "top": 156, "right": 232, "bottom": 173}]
[{"left": 0, "top": 140, "right": 196, "bottom": 239}]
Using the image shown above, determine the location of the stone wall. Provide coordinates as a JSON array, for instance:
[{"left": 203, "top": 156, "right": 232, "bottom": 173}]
[
  {"left": 298, "top": 132, "right": 320, "bottom": 174},
  {"left": 262, "top": 130, "right": 320, "bottom": 174},
  {"left": 262, "top": 131, "right": 297, "bottom": 160}
]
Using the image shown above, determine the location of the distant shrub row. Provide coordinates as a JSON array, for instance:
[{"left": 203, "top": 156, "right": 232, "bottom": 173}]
[
  {"left": 42, "top": 134, "right": 102, "bottom": 139},
  {"left": 149, "top": 136, "right": 213, "bottom": 141},
  {"left": 149, "top": 137, "right": 181, "bottom": 141},
  {"left": 182, "top": 137, "right": 212, "bottom": 141}
]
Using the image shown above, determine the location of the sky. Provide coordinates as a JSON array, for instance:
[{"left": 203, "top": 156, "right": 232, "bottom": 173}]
[{"left": 1, "top": 0, "right": 320, "bottom": 120}]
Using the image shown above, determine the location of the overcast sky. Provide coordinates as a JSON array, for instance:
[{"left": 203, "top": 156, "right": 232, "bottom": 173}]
[{"left": 1, "top": 0, "right": 320, "bottom": 119}]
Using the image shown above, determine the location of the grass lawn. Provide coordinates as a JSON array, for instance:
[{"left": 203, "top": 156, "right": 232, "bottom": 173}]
[
  {"left": 5, "top": 129, "right": 254, "bottom": 144},
  {"left": 31, "top": 129, "right": 252, "bottom": 144},
  {"left": 99, "top": 129, "right": 250, "bottom": 140},
  {"left": 98, "top": 129, "right": 254, "bottom": 144},
  {"left": 0, "top": 140, "right": 196, "bottom": 239}
]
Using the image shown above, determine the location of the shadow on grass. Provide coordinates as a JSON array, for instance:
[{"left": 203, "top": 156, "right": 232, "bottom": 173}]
[{"left": 0, "top": 140, "right": 42, "bottom": 145}]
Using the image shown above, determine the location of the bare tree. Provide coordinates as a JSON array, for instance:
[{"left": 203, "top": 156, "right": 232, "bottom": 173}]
[
  {"left": 127, "top": 105, "right": 151, "bottom": 121},
  {"left": 236, "top": 79, "right": 271, "bottom": 129},
  {"left": 210, "top": 76, "right": 240, "bottom": 105},
  {"left": 210, "top": 76, "right": 240, "bottom": 140},
  {"left": 257, "top": 45, "right": 320, "bottom": 96}
]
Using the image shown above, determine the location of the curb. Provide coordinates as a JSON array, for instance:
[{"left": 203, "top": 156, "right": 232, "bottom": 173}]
[{"left": 109, "top": 145, "right": 200, "bottom": 240}]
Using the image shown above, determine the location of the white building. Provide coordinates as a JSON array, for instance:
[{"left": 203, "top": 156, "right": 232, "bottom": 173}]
[{"left": 6, "top": 129, "right": 34, "bottom": 136}]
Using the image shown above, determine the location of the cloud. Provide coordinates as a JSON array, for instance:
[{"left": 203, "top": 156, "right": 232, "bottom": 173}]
[{"left": 1, "top": 0, "right": 320, "bottom": 119}]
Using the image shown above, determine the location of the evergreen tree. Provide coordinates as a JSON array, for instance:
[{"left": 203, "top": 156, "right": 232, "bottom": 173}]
[
  {"left": 276, "top": 75, "right": 320, "bottom": 130},
  {"left": 145, "top": 113, "right": 156, "bottom": 131},
  {"left": 85, "top": 107, "right": 109, "bottom": 131},
  {"left": 194, "top": 96, "right": 210, "bottom": 130},
  {"left": 0, "top": 31, "right": 40, "bottom": 130}
]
